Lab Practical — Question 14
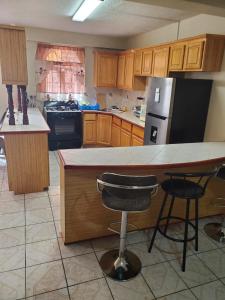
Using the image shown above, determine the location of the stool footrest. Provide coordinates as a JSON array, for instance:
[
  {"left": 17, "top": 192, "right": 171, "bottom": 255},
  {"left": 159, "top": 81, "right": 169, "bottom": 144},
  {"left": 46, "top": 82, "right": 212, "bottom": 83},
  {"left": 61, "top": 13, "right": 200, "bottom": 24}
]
[{"left": 158, "top": 216, "right": 196, "bottom": 242}]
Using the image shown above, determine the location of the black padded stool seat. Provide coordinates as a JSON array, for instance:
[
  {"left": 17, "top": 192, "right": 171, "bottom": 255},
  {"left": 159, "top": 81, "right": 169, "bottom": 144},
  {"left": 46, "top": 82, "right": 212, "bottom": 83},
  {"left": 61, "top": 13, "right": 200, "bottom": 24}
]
[
  {"left": 161, "top": 179, "right": 204, "bottom": 199},
  {"left": 149, "top": 169, "right": 217, "bottom": 272},
  {"left": 97, "top": 172, "right": 158, "bottom": 281}
]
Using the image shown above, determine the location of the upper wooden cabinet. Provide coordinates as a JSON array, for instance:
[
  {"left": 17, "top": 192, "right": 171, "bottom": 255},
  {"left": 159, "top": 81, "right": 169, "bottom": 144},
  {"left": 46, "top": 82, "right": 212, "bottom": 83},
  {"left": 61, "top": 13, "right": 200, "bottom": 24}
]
[
  {"left": 169, "top": 43, "right": 185, "bottom": 71},
  {"left": 117, "top": 51, "right": 146, "bottom": 91},
  {"left": 0, "top": 27, "right": 28, "bottom": 85},
  {"left": 97, "top": 114, "right": 112, "bottom": 145},
  {"left": 133, "top": 50, "right": 142, "bottom": 75},
  {"left": 117, "top": 54, "right": 126, "bottom": 89},
  {"left": 183, "top": 39, "right": 204, "bottom": 70},
  {"left": 152, "top": 47, "right": 170, "bottom": 77},
  {"left": 93, "top": 51, "right": 118, "bottom": 88},
  {"left": 142, "top": 49, "right": 153, "bottom": 76}
]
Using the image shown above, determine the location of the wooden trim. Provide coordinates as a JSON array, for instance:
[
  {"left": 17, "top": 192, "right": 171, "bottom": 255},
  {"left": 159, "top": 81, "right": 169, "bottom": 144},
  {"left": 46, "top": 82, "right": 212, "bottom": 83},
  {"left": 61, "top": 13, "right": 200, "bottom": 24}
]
[{"left": 0, "top": 25, "right": 25, "bottom": 31}]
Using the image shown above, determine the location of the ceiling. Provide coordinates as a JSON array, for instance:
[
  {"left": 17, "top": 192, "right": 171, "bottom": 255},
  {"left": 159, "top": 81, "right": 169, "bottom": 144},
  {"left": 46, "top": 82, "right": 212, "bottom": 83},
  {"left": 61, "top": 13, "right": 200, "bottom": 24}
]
[{"left": 0, "top": 0, "right": 224, "bottom": 37}]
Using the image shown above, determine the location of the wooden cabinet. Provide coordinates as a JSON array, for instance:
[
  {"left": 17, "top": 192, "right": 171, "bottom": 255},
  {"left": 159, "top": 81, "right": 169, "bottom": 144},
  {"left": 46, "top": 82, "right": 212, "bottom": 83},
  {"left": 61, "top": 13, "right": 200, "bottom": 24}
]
[
  {"left": 169, "top": 43, "right": 185, "bottom": 71},
  {"left": 120, "top": 128, "right": 131, "bottom": 147},
  {"left": 111, "top": 124, "right": 121, "bottom": 147},
  {"left": 133, "top": 50, "right": 142, "bottom": 75},
  {"left": 117, "top": 54, "right": 125, "bottom": 89},
  {"left": 131, "top": 135, "right": 144, "bottom": 146},
  {"left": 183, "top": 39, "right": 204, "bottom": 70},
  {"left": 124, "top": 52, "right": 134, "bottom": 90},
  {"left": 152, "top": 47, "right": 170, "bottom": 77},
  {"left": 83, "top": 114, "right": 97, "bottom": 144},
  {"left": 142, "top": 49, "right": 153, "bottom": 76},
  {"left": 93, "top": 51, "right": 118, "bottom": 88},
  {"left": 0, "top": 26, "right": 28, "bottom": 85},
  {"left": 97, "top": 114, "right": 112, "bottom": 145},
  {"left": 131, "top": 125, "right": 144, "bottom": 146}
]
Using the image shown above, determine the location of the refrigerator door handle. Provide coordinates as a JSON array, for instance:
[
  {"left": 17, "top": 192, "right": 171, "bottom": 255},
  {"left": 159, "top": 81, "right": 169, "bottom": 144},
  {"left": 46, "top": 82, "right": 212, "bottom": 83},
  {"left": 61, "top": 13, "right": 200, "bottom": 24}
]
[{"left": 147, "top": 112, "right": 167, "bottom": 120}]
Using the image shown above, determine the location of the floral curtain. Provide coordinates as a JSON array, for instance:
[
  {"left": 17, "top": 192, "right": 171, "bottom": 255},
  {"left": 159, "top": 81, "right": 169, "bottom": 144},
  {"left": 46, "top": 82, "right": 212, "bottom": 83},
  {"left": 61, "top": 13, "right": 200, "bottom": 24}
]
[{"left": 36, "top": 43, "right": 85, "bottom": 94}]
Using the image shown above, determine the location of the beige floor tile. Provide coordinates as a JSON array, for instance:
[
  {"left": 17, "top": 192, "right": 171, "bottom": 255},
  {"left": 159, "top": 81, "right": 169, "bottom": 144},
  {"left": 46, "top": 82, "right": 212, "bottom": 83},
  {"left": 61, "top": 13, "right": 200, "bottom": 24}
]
[
  {"left": 198, "top": 216, "right": 223, "bottom": 230},
  {"left": 170, "top": 255, "right": 216, "bottom": 288},
  {"left": 191, "top": 280, "right": 225, "bottom": 300},
  {"left": 26, "top": 239, "right": 61, "bottom": 267},
  {"left": 0, "top": 199, "right": 24, "bottom": 214},
  {"left": 142, "top": 262, "right": 186, "bottom": 298},
  {"left": 52, "top": 205, "right": 60, "bottom": 221},
  {"left": 0, "top": 191, "right": 24, "bottom": 201},
  {"left": 58, "top": 238, "right": 93, "bottom": 258},
  {"left": 26, "top": 208, "right": 53, "bottom": 225},
  {"left": 25, "top": 197, "right": 51, "bottom": 211},
  {"left": 69, "top": 278, "right": 112, "bottom": 300},
  {"left": 27, "top": 288, "right": 69, "bottom": 300},
  {"left": 190, "top": 231, "right": 218, "bottom": 253},
  {"left": 63, "top": 253, "right": 103, "bottom": 285},
  {"left": 26, "top": 260, "right": 67, "bottom": 297},
  {"left": 92, "top": 235, "right": 120, "bottom": 252},
  {"left": 127, "top": 242, "right": 166, "bottom": 267},
  {"left": 48, "top": 186, "right": 60, "bottom": 196},
  {"left": 25, "top": 191, "right": 48, "bottom": 199},
  {"left": 197, "top": 248, "right": 225, "bottom": 278},
  {"left": 107, "top": 274, "right": 154, "bottom": 300},
  {"left": 0, "top": 268, "right": 25, "bottom": 300},
  {"left": 0, "top": 226, "right": 25, "bottom": 248},
  {"left": 127, "top": 230, "right": 149, "bottom": 245},
  {"left": 49, "top": 195, "right": 60, "bottom": 207},
  {"left": 0, "top": 245, "right": 25, "bottom": 272},
  {"left": 26, "top": 222, "right": 56, "bottom": 243},
  {"left": 54, "top": 221, "right": 63, "bottom": 238},
  {"left": 0, "top": 211, "right": 25, "bottom": 229},
  {"left": 157, "top": 289, "right": 196, "bottom": 300}
]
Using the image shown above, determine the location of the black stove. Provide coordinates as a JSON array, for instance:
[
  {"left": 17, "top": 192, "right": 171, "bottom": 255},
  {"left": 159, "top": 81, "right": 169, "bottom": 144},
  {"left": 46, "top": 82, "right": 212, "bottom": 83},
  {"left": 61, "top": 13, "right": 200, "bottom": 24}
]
[{"left": 43, "top": 100, "right": 83, "bottom": 150}]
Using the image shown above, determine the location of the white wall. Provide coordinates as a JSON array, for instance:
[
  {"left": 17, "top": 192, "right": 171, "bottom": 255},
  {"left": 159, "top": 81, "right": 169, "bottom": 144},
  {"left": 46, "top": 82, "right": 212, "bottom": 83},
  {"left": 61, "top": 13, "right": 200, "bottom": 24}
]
[{"left": 127, "top": 14, "right": 225, "bottom": 142}]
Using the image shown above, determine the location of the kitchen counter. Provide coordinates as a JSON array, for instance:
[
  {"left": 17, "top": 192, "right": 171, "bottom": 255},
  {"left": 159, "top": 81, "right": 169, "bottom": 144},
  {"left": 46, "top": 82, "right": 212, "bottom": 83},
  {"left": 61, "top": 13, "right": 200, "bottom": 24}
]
[
  {"left": 83, "top": 110, "right": 145, "bottom": 128},
  {"left": 59, "top": 142, "right": 225, "bottom": 243},
  {"left": 0, "top": 108, "right": 50, "bottom": 134},
  {"left": 1, "top": 108, "right": 50, "bottom": 194}
]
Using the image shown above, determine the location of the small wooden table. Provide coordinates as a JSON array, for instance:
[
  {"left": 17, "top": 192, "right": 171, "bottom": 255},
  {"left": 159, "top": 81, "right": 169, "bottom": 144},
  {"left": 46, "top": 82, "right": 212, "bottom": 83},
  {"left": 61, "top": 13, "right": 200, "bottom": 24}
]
[{"left": 1, "top": 108, "right": 50, "bottom": 194}]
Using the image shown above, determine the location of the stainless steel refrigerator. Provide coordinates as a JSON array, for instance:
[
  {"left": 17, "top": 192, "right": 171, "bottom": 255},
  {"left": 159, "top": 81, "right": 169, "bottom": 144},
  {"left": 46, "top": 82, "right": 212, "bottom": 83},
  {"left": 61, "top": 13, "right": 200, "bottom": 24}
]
[{"left": 144, "top": 77, "right": 213, "bottom": 145}]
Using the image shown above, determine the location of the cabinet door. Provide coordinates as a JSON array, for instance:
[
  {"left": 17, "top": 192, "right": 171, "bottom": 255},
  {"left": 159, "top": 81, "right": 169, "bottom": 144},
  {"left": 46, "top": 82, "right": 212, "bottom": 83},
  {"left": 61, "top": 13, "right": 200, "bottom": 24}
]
[
  {"left": 183, "top": 40, "right": 204, "bottom": 70},
  {"left": 0, "top": 28, "right": 28, "bottom": 85},
  {"left": 152, "top": 47, "right": 170, "bottom": 77},
  {"left": 94, "top": 52, "right": 118, "bottom": 87},
  {"left": 169, "top": 43, "right": 185, "bottom": 71},
  {"left": 117, "top": 55, "right": 125, "bottom": 89},
  {"left": 131, "top": 135, "right": 144, "bottom": 146},
  {"left": 97, "top": 114, "right": 112, "bottom": 145},
  {"left": 133, "top": 50, "right": 142, "bottom": 75},
  {"left": 111, "top": 124, "right": 121, "bottom": 147},
  {"left": 120, "top": 129, "right": 131, "bottom": 146},
  {"left": 83, "top": 120, "right": 97, "bottom": 144},
  {"left": 124, "top": 52, "right": 134, "bottom": 90},
  {"left": 142, "top": 49, "right": 153, "bottom": 76}
]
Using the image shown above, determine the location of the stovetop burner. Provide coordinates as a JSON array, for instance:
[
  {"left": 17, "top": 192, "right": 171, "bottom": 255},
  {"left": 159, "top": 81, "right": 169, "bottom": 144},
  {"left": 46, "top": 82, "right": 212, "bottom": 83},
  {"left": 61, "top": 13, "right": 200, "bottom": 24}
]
[
  {"left": 45, "top": 106, "right": 80, "bottom": 112},
  {"left": 44, "top": 100, "right": 80, "bottom": 112}
]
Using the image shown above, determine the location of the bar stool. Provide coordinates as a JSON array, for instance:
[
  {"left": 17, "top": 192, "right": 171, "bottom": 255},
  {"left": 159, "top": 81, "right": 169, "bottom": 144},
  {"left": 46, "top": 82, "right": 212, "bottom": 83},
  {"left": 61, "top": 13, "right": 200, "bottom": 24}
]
[
  {"left": 148, "top": 170, "right": 217, "bottom": 272},
  {"left": 204, "top": 165, "right": 225, "bottom": 243},
  {"left": 97, "top": 172, "right": 158, "bottom": 281}
]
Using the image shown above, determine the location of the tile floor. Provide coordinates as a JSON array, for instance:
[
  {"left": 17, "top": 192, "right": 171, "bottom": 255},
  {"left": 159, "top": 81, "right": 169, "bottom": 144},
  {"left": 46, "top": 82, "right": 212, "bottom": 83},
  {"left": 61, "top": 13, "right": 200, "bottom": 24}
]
[{"left": 0, "top": 152, "right": 225, "bottom": 299}]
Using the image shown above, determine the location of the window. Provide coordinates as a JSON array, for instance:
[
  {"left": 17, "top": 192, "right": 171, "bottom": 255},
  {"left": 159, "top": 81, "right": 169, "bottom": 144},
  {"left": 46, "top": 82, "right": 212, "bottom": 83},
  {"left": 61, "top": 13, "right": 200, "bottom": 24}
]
[{"left": 36, "top": 44, "right": 85, "bottom": 94}]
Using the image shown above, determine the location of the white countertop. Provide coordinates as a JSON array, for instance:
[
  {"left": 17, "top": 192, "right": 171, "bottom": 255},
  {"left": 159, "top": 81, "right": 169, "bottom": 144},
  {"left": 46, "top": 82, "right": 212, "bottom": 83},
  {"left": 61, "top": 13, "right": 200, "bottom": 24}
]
[
  {"left": 59, "top": 142, "right": 225, "bottom": 169},
  {"left": 0, "top": 108, "right": 50, "bottom": 134}
]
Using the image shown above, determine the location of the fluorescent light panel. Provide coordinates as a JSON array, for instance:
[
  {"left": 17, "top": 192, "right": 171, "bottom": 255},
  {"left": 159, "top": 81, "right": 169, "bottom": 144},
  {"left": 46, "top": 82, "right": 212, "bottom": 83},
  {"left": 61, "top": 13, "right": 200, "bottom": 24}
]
[{"left": 72, "top": 0, "right": 103, "bottom": 22}]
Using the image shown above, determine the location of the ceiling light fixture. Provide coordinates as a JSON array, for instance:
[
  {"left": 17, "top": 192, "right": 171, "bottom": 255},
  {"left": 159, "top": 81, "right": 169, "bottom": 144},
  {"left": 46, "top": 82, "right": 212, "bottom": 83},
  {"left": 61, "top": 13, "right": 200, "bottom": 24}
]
[{"left": 72, "top": 0, "right": 104, "bottom": 22}]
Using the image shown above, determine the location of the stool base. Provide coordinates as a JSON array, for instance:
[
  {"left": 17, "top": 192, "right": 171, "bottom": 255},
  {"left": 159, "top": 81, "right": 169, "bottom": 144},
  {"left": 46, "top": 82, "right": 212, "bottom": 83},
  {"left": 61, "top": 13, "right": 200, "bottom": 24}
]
[
  {"left": 204, "top": 223, "right": 225, "bottom": 243},
  {"left": 99, "top": 249, "right": 141, "bottom": 281}
]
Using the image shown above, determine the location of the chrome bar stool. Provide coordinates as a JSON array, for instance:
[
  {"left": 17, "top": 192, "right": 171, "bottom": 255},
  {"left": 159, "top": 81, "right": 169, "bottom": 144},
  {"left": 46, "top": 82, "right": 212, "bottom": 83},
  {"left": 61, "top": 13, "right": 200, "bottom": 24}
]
[
  {"left": 148, "top": 169, "right": 217, "bottom": 272},
  {"left": 97, "top": 172, "right": 158, "bottom": 281},
  {"left": 204, "top": 165, "right": 225, "bottom": 243}
]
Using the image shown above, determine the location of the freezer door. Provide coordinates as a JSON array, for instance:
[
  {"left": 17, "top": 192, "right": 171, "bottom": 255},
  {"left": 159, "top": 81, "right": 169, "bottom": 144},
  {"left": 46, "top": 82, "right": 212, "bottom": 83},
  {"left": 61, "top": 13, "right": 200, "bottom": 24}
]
[
  {"left": 146, "top": 77, "right": 175, "bottom": 118},
  {"left": 144, "top": 114, "right": 170, "bottom": 145}
]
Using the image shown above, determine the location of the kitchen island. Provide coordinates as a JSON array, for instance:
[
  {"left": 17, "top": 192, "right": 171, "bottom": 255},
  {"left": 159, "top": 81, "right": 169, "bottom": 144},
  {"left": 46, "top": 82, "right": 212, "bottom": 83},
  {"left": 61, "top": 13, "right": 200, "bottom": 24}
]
[
  {"left": 59, "top": 142, "right": 225, "bottom": 244},
  {"left": 1, "top": 108, "right": 50, "bottom": 194}
]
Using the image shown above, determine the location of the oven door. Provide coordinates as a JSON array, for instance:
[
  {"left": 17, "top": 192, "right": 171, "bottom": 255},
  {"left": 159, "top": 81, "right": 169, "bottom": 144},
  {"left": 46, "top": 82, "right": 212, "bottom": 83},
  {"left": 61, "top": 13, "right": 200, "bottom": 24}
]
[
  {"left": 47, "top": 112, "right": 83, "bottom": 141},
  {"left": 144, "top": 113, "right": 170, "bottom": 145}
]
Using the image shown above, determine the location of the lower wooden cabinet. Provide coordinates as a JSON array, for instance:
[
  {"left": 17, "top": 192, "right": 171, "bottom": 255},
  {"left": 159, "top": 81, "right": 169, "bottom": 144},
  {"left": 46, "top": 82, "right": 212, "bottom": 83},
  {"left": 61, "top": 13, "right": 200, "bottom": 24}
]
[
  {"left": 111, "top": 123, "right": 121, "bottom": 147},
  {"left": 97, "top": 114, "right": 112, "bottom": 145},
  {"left": 120, "top": 128, "right": 131, "bottom": 146},
  {"left": 131, "top": 135, "right": 144, "bottom": 146}
]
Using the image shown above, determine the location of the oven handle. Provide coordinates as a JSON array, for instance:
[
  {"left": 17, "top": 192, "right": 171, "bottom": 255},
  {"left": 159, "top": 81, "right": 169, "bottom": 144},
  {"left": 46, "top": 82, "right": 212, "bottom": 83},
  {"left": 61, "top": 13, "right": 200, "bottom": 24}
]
[{"left": 147, "top": 112, "right": 167, "bottom": 120}]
